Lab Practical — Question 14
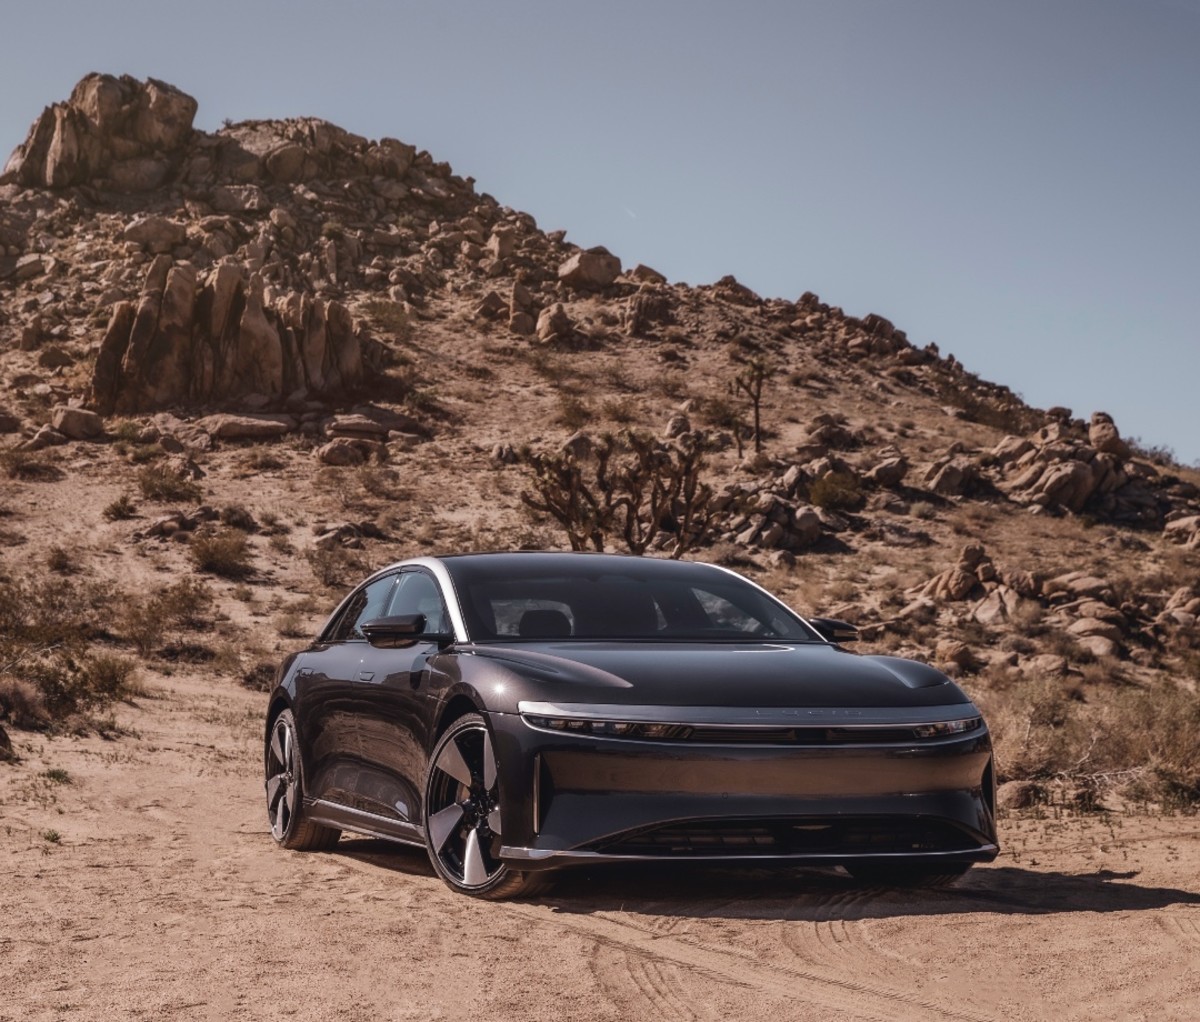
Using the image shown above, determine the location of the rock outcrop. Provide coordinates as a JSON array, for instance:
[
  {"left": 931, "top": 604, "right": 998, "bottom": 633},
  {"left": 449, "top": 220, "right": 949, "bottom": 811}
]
[
  {"left": 3, "top": 74, "right": 196, "bottom": 191},
  {"left": 90, "top": 257, "right": 364, "bottom": 413},
  {"left": 990, "top": 416, "right": 1167, "bottom": 525}
]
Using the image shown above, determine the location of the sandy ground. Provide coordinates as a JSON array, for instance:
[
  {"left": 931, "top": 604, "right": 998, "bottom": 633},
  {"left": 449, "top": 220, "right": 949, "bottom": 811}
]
[{"left": 2, "top": 670, "right": 1199, "bottom": 1022}]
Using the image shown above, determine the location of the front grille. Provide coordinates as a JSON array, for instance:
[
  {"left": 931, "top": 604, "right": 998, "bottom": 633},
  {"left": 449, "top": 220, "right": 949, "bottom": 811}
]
[{"left": 593, "top": 817, "right": 979, "bottom": 857}]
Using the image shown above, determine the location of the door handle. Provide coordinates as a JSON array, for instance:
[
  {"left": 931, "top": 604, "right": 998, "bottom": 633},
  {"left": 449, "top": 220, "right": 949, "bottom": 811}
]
[{"left": 357, "top": 671, "right": 375, "bottom": 682}]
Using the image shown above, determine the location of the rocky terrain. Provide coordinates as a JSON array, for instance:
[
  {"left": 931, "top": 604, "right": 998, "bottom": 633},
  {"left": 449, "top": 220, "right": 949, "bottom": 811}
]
[{"left": 1, "top": 74, "right": 1198, "bottom": 1019}]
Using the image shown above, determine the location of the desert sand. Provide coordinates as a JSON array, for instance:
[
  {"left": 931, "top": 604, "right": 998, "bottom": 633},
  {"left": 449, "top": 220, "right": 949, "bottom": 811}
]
[{"left": 2, "top": 668, "right": 1198, "bottom": 1022}]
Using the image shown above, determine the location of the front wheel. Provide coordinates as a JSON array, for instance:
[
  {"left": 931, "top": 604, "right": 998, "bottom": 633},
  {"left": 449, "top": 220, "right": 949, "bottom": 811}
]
[
  {"left": 265, "top": 709, "right": 340, "bottom": 851},
  {"left": 423, "top": 713, "right": 547, "bottom": 899},
  {"left": 845, "top": 860, "right": 973, "bottom": 888}
]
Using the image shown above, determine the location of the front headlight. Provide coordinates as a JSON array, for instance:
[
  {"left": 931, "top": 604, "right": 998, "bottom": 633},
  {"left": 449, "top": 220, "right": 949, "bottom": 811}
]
[{"left": 910, "top": 717, "right": 982, "bottom": 739}]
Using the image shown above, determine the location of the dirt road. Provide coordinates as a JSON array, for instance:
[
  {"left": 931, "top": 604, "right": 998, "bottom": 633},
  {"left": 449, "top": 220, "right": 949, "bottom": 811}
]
[{"left": 2, "top": 670, "right": 1198, "bottom": 1021}]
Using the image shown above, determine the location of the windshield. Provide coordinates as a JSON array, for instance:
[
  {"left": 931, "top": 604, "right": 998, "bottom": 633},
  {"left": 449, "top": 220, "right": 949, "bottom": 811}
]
[{"left": 444, "top": 557, "right": 820, "bottom": 642}]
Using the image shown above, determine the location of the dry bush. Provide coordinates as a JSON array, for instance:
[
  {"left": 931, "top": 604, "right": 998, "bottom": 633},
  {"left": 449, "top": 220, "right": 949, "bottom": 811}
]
[
  {"left": 0, "top": 676, "right": 49, "bottom": 728},
  {"left": 103, "top": 494, "right": 138, "bottom": 521},
  {"left": 305, "top": 545, "right": 367, "bottom": 589},
  {"left": 138, "top": 465, "right": 202, "bottom": 503},
  {"left": 979, "top": 676, "right": 1200, "bottom": 808},
  {"left": 219, "top": 504, "right": 258, "bottom": 532},
  {"left": 554, "top": 396, "right": 592, "bottom": 430},
  {"left": 189, "top": 530, "right": 253, "bottom": 578},
  {"left": 1, "top": 451, "right": 64, "bottom": 482},
  {"left": 46, "top": 546, "right": 78, "bottom": 574}
]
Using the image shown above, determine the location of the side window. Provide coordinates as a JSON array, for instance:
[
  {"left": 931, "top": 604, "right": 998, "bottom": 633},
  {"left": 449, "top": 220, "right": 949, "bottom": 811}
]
[
  {"left": 329, "top": 575, "right": 398, "bottom": 641},
  {"left": 387, "top": 571, "right": 449, "bottom": 634},
  {"left": 691, "top": 586, "right": 757, "bottom": 633}
]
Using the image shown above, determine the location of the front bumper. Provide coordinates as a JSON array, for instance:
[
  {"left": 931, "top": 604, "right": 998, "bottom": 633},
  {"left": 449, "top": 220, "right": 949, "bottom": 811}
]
[{"left": 488, "top": 705, "right": 998, "bottom": 871}]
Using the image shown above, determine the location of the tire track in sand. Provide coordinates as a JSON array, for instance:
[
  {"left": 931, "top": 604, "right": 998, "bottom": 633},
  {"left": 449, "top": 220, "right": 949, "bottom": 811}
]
[
  {"left": 1158, "top": 911, "right": 1200, "bottom": 950},
  {"left": 778, "top": 886, "right": 911, "bottom": 985},
  {"left": 506, "top": 903, "right": 1002, "bottom": 1022}
]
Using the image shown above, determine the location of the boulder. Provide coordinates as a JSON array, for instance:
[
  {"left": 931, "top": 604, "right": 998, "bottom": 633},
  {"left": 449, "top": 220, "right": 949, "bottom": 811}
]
[
  {"left": 919, "top": 568, "right": 978, "bottom": 602},
  {"left": 924, "top": 456, "right": 977, "bottom": 496},
  {"left": 123, "top": 215, "right": 187, "bottom": 254},
  {"left": 558, "top": 248, "right": 621, "bottom": 289},
  {"left": 865, "top": 456, "right": 908, "bottom": 488},
  {"left": 996, "top": 780, "right": 1042, "bottom": 811},
  {"left": 972, "top": 586, "right": 1027, "bottom": 626},
  {"left": 1068, "top": 617, "right": 1124, "bottom": 643},
  {"left": 1088, "top": 411, "right": 1130, "bottom": 458},
  {"left": 316, "top": 437, "right": 386, "bottom": 466},
  {"left": 50, "top": 405, "right": 104, "bottom": 439},
  {"left": 197, "top": 413, "right": 296, "bottom": 440},
  {"left": 536, "top": 303, "right": 574, "bottom": 343},
  {"left": 1075, "top": 634, "right": 1119, "bottom": 659},
  {"left": 1021, "top": 654, "right": 1070, "bottom": 679}
]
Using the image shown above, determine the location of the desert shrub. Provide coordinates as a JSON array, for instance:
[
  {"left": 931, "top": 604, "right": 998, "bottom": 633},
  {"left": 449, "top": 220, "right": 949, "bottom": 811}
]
[
  {"left": 103, "top": 494, "right": 138, "bottom": 520},
  {"left": 189, "top": 530, "right": 253, "bottom": 578},
  {"left": 22, "top": 651, "right": 137, "bottom": 719},
  {"left": 980, "top": 677, "right": 1200, "bottom": 808},
  {"left": 138, "top": 465, "right": 202, "bottom": 503},
  {"left": 519, "top": 430, "right": 715, "bottom": 558},
  {"left": 219, "top": 504, "right": 258, "bottom": 532},
  {"left": 119, "top": 577, "right": 215, "bottom": 655},
  {"left": 242, "top": 661, "right": 277, "bottom": 692},
  {"left": 1, "top": 451, "right": 64, "bottom": 482},
  {"left": 554, "top": 396, "right": 592, "bottom": 430},
  {"left": 808, "top": 472, "right": 865, "bottom": 511},
  {"left": 305, "top": 545, "right": 368, "bottom": 589},
  {"left": 0, "top": 676, "right": 49, "bottom": 728},
  {"left": 46, "top": 546, "right": 77, "bottom": 574},
  {"left": 599, "top": 396, "right": 637, "bottom": 423}
]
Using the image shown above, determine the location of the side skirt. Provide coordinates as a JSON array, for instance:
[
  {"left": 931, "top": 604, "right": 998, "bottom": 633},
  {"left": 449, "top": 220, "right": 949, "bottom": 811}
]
[{"left": 307, "top": 798, "right": 427, "bottom": 848}]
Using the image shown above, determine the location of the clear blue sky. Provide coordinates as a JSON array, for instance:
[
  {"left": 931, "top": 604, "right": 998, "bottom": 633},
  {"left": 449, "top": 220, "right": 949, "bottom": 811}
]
[{"left": 4, "top": 1, "right": 1197, "bottom": 463}]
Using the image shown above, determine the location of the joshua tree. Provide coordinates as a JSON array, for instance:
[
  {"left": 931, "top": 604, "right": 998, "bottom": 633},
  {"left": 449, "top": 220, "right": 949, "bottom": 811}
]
[
  {"left": 519, "top": 430, "right": 715, "bottom": 557},
  {"left": 731, "top": 348, "right": 771, "bottom": 454}
]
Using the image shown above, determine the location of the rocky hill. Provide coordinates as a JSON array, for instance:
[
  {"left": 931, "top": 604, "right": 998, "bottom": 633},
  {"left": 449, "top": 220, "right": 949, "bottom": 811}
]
[{"left": 1, "top": 74, "right": 1198, "bottom": 806}]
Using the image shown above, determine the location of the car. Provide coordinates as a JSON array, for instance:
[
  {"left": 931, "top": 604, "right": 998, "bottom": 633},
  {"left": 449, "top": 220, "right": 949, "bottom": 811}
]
[{"left": 264, "top": 551, "right": 998, "bottom": 898}]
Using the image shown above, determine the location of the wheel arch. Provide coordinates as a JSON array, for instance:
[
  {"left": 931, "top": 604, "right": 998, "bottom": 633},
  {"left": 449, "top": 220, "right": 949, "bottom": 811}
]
[{"left": 434, "top": 690, "right": 486, "bottom": 740}]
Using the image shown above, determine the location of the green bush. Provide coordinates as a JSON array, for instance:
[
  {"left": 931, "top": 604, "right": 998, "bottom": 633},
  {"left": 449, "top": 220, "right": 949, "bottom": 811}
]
[{"left": 808, "top": 472, "right": 865, "bottom": 511}]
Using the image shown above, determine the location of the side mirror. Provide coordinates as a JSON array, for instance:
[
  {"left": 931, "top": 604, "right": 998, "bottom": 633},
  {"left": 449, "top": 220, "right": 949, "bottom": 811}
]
[
  {"left": 808, "top": 617, "right": 859, "bottom": 644},
  {"left": 361, "top": 615, "right": 454, "bottom": 649}
]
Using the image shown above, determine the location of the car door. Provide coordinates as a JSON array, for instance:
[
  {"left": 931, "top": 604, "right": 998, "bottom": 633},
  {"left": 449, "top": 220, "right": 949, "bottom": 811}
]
[
  {"left": 349, "top": 568, "right": 451, "bottom": 826},
  {"left": 295, "top": 572, "right": 399, "bottom": 812}
]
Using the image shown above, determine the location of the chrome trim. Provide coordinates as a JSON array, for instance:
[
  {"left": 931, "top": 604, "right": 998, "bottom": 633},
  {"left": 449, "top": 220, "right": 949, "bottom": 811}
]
[
  {"left": 348, "top": 556, "right": 471, "bottom": 644},
  {"left": 306, "top": 798, "right": 426, "bottom": 848},
  {"left": 532, "top": 752, "right": 542, "bottom": 836},
  {"left": 707, "top": 561, "right": 830, "bottom": 643},
  {"left": 500, "top": 844, "right": 999, "bottom": 865},
  {"left": 515, "top": 701, "right": 982, "bottom": 728}
]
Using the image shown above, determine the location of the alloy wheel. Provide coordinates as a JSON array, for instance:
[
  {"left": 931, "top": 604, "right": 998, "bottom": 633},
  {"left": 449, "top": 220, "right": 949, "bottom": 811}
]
[{"left": 425, "top": 719, "right": 504, "bottom": 889}]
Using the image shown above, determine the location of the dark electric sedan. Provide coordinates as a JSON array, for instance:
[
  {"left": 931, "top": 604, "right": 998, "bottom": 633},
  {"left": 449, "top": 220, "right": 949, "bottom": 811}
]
[{"left": 264, "top": 552, "right": 997, "bottom": 898}]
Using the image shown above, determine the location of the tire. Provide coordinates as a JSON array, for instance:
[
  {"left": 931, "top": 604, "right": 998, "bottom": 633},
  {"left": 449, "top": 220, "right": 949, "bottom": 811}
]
[
  {"left": 845, "top": 861, "right": 973, "bottom": 888},
  {"left": 423, "top": 713, "right": 548, "bottom": 899},
  {"left": 265, "top": 708, "right": 341, "bottom": 851}
]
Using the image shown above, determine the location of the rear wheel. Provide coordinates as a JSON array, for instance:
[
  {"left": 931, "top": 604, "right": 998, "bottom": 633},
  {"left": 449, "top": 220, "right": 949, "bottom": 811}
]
[
  {"left": 423, "top": 713, "right": 547, "bottom": 899},
  {"left": 265, "top": 709, "right": 341, "bottom": 851},
  {"left": 845, "top": 861, "right": 972, "bottom": 888}
]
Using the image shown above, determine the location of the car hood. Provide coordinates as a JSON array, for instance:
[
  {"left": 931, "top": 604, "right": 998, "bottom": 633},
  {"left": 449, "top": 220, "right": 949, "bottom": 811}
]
[{"left": 462, "top": 641, "right": 972, "bottom": 710}]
